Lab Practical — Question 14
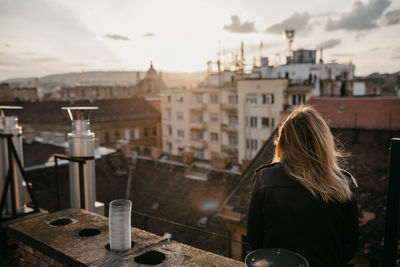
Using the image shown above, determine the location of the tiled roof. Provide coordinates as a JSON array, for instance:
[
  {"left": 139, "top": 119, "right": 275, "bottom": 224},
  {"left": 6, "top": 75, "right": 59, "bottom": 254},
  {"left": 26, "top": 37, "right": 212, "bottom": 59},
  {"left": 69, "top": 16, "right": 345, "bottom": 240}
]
[
  {"left": 309, "top": 97, "right": 400, "bottom": 129},
  {"left": 23, "top": 141, "right": 66, "bottom": 167},
  {"left": 4, "top": 98, "right": 160, "bottom": 124}
]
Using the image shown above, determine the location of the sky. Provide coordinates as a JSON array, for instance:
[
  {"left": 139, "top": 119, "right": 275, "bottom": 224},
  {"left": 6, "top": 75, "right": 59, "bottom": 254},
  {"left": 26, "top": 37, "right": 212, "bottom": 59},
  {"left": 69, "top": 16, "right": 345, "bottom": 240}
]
[{"left": 0, "top": 0, "right": 399, "bottom": 80}]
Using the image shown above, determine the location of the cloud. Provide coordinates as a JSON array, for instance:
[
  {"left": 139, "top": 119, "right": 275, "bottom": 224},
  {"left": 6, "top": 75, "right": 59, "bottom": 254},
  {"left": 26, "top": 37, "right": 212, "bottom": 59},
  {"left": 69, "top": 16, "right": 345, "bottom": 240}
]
[
  {"left": 103, "top": 34, "right": 130, "bottom": 41},
  {"left": 331, "top": 53, "right": 355, "bottom": 57},
  {"left": 223, "top": 15, "right": 257, "bottom": 34},
  {"left": 384, "top": 9, "right": 400, "bottom": 25},
  {"left": 392, "top": 55, "right": 400, "bottom": 60},
  {"left": 326, "top": 0, "right": 391, "bottom": 31},
  {"left": 316, "top": 39, "right": 341, "bottom": 49},
  {"left": 266, "top": 12, "right": 312, "bottom": 35},
  {"left": 32, "top": 57, "right": 60, "bottom": 62},
  {"left": 143, "top": 33, "right": 155, "bottom": 37}
]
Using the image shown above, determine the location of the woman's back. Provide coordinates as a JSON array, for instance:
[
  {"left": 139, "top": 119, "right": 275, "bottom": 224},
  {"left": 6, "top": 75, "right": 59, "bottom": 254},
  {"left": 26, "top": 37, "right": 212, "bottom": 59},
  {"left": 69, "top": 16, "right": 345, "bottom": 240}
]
[{"left": 247, "top": 163, "right": 358, "bottom": 266}]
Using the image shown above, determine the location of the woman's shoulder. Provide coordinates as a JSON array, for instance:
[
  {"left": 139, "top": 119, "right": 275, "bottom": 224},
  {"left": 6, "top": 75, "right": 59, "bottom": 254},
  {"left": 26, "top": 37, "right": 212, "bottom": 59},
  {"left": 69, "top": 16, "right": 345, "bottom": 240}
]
[{"left": 253, "top": 162, "right": 299, "bottom": 190}]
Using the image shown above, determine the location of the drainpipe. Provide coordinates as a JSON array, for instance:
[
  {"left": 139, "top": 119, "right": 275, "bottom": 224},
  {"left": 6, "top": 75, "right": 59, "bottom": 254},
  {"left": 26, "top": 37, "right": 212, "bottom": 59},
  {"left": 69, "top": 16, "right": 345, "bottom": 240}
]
[
  {"left": 0, "top": 106, "right": 25, "bottom": 214},
  {"left": 62, "top": 107, "right": 97, "bottom": 212}
]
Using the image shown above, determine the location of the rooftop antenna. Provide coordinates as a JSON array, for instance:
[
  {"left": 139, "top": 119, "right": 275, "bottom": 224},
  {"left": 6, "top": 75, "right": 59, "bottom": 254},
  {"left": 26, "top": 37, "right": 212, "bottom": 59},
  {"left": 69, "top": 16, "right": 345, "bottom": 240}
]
[
  {"left": 240, "top": 41, "right": 245, "bottom": 71},
  {"left": 285, "top": 29, "right": 295, "bottom": 64},
  {"left": 217, "top": 40, "right": 221, "bottom": 73},
  {"left": 259, "top": 40, "right": 263, "bottom": 67}
]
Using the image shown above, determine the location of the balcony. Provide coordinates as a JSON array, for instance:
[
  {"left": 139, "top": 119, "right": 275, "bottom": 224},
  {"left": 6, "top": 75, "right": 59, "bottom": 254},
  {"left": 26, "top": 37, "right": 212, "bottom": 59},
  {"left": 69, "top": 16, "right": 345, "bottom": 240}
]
[
  {"left": 190, "top": 103, "right": 206, "bottom": 111},
  {"left": 190, "top": 139, "right": 208, "bottom": 149},
  {"left": 222, "top": 144, "right": 238, "bottom": 154},
  {"left": 222, "top": 103, "right": 238, "bottom": 112},
  {"left": 222, "top": 124, "right": 238, "bottom": 133},
  {"left": 190, "top": 121, "right": 207, "bottom": 130}
]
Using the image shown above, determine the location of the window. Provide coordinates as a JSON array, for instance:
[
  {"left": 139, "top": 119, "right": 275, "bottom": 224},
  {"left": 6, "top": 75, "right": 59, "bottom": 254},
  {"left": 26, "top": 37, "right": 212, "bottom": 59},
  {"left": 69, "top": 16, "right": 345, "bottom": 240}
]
[
  {"left": 167, "top": 142, "right": 172, "bottom": 152},
  {"left": 191, "top": 131, "right": 203, "bottom": 141},
  {"left": 210, "top": 133, "right": 218, "bottom": 142},
  {"left": 210, "top": 93, "right": 218, "bottom": 103},
  {"left": 246, "top": 94, "right": 257, "bottom": 105},
  {"left": 246, "top": 139, "right": 259, "bottom": 150},
  {"left": 152, "top": 126, "right": 157, "bottom": 136},
  {"left": 229, "top": 135, "right": 237, "bottom": 146},
  {"left": 177, "top": 130, "right": 184, "bottom": 139},
  {"left": 104, "top": 132, "right": 110, "bottom": 143},
  {"left": 115, "top": 130, "right": 120, "bottom": 140},
  {"left": 250, "top": 116, "right": 258, "bottom": 128},
  {"left": 125, "top": 129, "right": 130, "bottom": 140},
  {"left": 193, "top": 93, "right": 203, "bottom": 103},
  {"left": 167, "top": 95, "right": 171, "bottom": 102},
  {"left": 228, "top": 94, "right": 238, "bottom": 105},
  {"left": 262, "top": 94, "right": 274, "bottom": 104},
  {"left": 210, "top": 113, "right": 218, "bottom": 123},
  {"left": 262, "top": 117, "right": 269, "bottom": 128},
  {"left": 177, "top": 112, "right": 184, "bottom": 121},
  {"left": 134, "top": 128, "right": 140, "bottom": 139},
  {"left": 144, "top": 128, "right": 148, "bottom": 137},
  {"left": 292, "top": 94, "right": 306, "bottom": 105},
  {"left": 176, "top": 94, "right": 184, "bottom": 102},
  {"left": 228, "top": 115, "right": 238, "bottom": 125},
  {"left": 167, "top": 126, "right": 172, "bottom": 136}
]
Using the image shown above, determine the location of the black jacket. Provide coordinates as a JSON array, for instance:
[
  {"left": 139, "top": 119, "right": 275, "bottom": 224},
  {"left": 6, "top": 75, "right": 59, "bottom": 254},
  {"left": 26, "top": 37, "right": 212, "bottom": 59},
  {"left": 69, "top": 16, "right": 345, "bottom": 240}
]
[{"left": 247, "top": 163, "right": 358, "bottom": 267}]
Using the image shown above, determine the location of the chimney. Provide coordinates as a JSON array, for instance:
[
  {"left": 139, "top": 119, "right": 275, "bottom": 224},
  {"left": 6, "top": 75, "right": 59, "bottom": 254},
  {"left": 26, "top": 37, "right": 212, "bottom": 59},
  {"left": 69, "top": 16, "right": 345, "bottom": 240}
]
[
  {"left": 0, "top": 106, "right": 25, "bottom": 215},
  {"left": 62, "top": 107, "right": 98, "bottom": 213}
]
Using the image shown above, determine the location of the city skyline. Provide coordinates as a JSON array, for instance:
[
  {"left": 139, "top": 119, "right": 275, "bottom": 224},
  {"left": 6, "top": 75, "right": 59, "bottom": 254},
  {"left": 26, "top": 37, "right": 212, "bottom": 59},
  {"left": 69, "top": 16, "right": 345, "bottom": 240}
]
[{"left": 1, "top": 0, "right": 399, "bottom": 81}]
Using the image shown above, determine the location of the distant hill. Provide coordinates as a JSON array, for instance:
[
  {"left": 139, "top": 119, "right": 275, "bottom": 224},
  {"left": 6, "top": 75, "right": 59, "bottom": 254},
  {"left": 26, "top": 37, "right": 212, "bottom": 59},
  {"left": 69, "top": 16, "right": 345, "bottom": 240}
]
[{"left": 1, "top": 71, "right": 207, "bottom": 92}]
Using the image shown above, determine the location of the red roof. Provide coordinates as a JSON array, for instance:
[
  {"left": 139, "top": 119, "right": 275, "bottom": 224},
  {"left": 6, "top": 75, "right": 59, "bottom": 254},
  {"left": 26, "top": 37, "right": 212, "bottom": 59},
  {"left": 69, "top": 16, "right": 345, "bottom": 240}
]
[{"left": 309, "top": 97, "right": 400, "bottom": 129}]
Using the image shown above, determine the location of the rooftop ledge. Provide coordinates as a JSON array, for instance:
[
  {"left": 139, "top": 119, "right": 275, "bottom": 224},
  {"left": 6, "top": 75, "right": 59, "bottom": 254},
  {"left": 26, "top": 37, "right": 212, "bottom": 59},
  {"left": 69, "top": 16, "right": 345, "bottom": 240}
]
[{"left": 7, "top": 209, "right": 244, "bottom": 266}]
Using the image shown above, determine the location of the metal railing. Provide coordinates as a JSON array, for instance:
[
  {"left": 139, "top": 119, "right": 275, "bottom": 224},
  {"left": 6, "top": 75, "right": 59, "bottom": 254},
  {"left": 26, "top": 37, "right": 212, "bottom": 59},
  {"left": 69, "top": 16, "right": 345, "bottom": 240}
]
[
  {"left": 383, "top": 138, "right": 400, "bottom": 267},
  {"left": 131, "top": 209, "right": 249, "bottom": 258},
  {"left": 0, "top": 133, "right": 39, "bottom": 222},
  {"left": 52, "top": 154, "right": 94, "bottom": 211}
]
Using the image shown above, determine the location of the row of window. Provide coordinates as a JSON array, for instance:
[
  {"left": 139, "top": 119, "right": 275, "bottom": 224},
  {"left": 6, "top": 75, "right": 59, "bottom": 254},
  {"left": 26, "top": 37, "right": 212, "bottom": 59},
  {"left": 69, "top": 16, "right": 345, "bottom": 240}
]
[
  {"left": 165, "top": 111, "right": 238, "bottom": 126},
  {"left": 166, "top": 94, "right": 238, "bottom": 105},
  {"left": 170, "top": 128, "right": 237, "bottom": 145},
  {"left": 246, "top": 139, "right": 261, "bottom": 151},
  {"left": 246, "top": 93, "right": 274, "bottom": 105},
  {"left": 247, "top": 116, "right": 275, "bottom": 129},
  {"left": 104, "top": 127, "right": 157, "bottom": 143}
]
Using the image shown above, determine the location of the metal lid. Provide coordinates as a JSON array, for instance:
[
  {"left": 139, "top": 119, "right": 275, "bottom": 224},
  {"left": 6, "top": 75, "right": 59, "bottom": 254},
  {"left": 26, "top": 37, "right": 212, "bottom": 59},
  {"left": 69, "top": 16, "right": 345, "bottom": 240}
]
[{"left": 245, "top": 248, "right": 309, "bottom": 267}]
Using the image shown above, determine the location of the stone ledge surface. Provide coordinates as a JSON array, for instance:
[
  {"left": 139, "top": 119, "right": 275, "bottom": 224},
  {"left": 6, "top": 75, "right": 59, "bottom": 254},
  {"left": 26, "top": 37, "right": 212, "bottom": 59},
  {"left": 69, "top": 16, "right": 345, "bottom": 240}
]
[{"left": 8, "top": 209, "right": 245, "bottom": 266}]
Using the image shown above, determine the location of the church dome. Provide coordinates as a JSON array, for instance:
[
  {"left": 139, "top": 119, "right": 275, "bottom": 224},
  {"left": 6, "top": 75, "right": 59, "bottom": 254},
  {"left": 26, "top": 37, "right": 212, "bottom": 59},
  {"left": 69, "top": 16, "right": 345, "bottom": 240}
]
[{"left": 146, "top": 61, "right": 157, "bottom": 78}]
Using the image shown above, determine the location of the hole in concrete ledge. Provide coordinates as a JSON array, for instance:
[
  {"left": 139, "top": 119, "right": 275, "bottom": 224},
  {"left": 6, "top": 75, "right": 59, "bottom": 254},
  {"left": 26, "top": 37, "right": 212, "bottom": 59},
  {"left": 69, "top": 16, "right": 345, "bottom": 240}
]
[
  {"left": 134, "top": 250, "right": 166, "bottom": 265},
  {"left": 49, "top": 217, "right": 72, "bottom": 226},
  {"left": 78, "top": 228, "right": 101, "bottom": 237},
  {"left": 105, "top": 242, "right": 135, "bottom": 251}
]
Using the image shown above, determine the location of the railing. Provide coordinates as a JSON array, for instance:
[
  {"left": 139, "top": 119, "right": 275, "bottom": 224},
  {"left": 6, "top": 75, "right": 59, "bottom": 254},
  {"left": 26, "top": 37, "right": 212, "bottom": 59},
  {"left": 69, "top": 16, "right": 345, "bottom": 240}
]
[
  {"left": 383, "top": 138, "right": 400, "bottom": 267},
  {"left": 0, "top": 133, "right": 39, "bottom": 222},
  {"left": 52, "top": 154, "right": 94, "bottom": 211},
  {"left": 131, "top": 209, "right": 249, "bottom": 258}
]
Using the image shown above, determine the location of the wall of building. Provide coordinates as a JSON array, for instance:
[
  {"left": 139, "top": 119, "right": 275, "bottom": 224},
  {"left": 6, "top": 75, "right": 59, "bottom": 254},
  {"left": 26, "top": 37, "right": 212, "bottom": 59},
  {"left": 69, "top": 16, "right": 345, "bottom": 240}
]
[{"left": 237, "top": 79, "right": 288, "bottom": 163}]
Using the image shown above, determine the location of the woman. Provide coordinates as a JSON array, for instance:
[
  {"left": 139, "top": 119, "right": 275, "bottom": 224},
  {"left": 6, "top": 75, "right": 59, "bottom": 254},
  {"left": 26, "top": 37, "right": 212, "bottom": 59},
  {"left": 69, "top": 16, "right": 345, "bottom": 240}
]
[{"left": 247, "top": 105, "right": 358, "bottom": 267}]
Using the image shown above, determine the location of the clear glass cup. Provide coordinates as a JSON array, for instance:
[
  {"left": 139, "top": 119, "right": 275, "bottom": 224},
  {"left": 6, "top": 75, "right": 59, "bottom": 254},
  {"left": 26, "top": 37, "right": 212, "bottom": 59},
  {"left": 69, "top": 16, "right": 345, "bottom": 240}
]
[{"left": 109, "top": 199, "right": 132, "bottom": 251}]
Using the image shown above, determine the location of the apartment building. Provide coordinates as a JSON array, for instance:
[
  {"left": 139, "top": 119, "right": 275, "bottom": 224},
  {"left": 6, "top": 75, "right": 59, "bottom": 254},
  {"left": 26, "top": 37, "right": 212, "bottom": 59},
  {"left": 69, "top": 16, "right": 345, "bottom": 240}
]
[
  {"left": 162, "top": 87, "right": 222, "bottom": 160},
  {"left": 161, "top": 74, "right": 314, "bottom": 163}
]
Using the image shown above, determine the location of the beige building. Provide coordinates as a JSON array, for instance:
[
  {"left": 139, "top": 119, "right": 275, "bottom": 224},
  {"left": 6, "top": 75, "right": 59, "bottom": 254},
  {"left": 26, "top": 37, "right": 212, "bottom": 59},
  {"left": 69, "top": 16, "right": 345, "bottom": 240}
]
[
  {"left": 161, "top": 73, "right": 314, "bottom": 163},
  {"left": 161, "top": 87, "right": 224, "bottom": 160}
]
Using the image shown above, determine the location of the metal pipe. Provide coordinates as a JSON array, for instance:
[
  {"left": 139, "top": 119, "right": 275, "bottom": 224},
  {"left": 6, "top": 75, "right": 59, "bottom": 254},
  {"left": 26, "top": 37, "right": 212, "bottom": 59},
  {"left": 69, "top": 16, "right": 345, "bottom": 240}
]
[
  {"left": 0, "top": 106, "right": 25, "bottom": 214},
  {"left": 63, "top": 107, "right": 97, "bottom": 212}
]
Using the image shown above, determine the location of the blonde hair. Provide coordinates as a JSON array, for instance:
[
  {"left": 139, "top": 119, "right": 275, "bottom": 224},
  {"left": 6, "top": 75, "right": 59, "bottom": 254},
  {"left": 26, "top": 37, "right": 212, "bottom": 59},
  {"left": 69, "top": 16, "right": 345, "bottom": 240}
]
[{"left": 273, "top": 105, "right": 356, "bottom": 203}]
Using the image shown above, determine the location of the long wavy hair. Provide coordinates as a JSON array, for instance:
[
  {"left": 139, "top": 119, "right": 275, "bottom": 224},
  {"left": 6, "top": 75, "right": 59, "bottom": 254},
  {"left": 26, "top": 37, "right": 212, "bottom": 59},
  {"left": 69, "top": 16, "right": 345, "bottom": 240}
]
[{"left": 273, "top": 105, "right": 356, "bottom": 203}]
